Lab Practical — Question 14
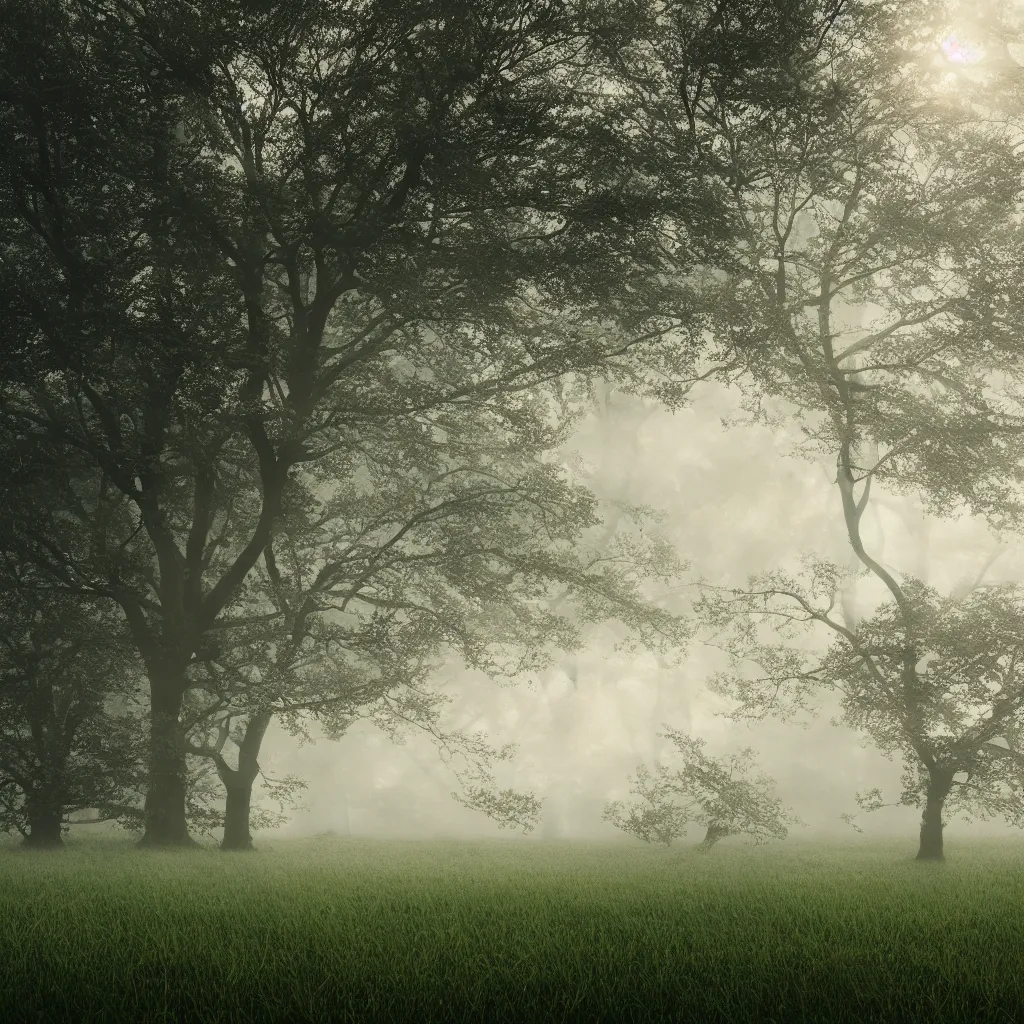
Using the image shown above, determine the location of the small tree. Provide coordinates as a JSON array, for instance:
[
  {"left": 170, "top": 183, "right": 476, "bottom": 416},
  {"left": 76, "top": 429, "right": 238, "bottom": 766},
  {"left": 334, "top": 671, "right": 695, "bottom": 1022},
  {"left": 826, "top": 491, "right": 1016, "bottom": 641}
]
[
  {"left": 0, "top": 579, "right": 146, "bottom": 848},
  {"left": 603, "top": 726, "right": 804, "bottom": 851},
  {"left": 695, "top": 551, "right": 1024, "bottom": 861}
]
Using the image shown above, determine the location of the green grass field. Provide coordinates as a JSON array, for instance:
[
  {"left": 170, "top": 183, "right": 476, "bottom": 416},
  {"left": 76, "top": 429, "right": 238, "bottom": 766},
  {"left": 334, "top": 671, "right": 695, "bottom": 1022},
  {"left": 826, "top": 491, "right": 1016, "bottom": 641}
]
[{"left": 2, "top": 832, "right": 1023, "bottom": 1023}]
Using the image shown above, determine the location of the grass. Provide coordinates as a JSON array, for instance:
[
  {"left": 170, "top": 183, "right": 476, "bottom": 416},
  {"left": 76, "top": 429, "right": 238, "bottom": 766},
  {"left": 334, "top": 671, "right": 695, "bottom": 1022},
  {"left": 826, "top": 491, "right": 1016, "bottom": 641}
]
[{"left": 2, "top": 833, "right": 1023, "bottom": 1023}]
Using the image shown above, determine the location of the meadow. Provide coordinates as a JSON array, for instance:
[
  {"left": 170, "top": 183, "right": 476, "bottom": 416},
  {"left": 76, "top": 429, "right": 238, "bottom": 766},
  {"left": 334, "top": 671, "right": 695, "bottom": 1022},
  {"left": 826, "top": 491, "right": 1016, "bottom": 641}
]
[{"left": 2, "top": 832, "right": 1023, "bottom": 1023}]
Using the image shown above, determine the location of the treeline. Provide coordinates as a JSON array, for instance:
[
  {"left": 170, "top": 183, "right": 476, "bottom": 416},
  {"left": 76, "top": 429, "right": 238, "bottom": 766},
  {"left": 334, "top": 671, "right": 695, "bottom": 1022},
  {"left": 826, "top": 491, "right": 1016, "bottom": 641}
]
[{"left": 1, "top": 0, "right": 1023, "bottom": 861}]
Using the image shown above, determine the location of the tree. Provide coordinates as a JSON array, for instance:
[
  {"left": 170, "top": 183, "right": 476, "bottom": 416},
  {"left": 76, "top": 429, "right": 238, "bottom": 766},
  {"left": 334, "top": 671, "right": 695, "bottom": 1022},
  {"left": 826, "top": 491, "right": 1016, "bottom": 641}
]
[
  {"left": 100, "top": 684, "right": 310, "bottom": 848},
  {"left": 178, "top": 404, "right": 694, "bottom": 849},
  {"left": 696, "top": 554, "right": 1024, "bottom": 860},
  {"left": 0, "top": 0, "right": 805, "bottom": 846},
  {"left": 602, "top": 0, "right": 1024, "bottom": 860},
  {"left": 0, "top": 573, "right": 146, "bottom": 847},
  {"left": 603, "top": 725, "right": 804, "bottom": 849}
]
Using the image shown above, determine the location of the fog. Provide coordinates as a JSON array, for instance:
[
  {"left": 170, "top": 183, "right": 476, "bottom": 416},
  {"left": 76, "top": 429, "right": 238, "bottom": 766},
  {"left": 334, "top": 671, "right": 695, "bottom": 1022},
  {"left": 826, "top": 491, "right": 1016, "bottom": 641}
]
[{"left": 252, "top": 381, "right": 1024, "bottom": 847}]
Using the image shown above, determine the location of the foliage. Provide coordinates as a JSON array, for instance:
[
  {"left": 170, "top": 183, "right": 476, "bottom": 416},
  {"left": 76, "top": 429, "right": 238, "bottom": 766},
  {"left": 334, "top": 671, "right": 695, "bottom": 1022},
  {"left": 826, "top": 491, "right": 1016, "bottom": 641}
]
[
  {"left": 695, "top": 561, "right": 1024, "bottom": 835},
  {"left": 608, "top": 0, "right": 1024, "bottom": 526},
  {"left": 0, "top": 575, "right": 147, "bottom": 839},
  {"left": 0, "top": 0, "right": 746, "bottom": 841},
  {"left": 600, "top": 0, "right": 1024, "bottom": 857},
  {"left": 1, "top": 0, "right": 977, "bottom": 848},
  {"left": 603, "top": 725, "right": 804, "bottom": 848}
]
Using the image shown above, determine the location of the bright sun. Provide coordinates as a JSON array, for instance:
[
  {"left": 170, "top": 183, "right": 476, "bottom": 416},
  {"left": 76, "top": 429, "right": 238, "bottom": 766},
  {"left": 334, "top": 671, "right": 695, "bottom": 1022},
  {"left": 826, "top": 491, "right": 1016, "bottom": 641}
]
[{"left": 941, "top": 33, "right": 982, "bottom": 64}]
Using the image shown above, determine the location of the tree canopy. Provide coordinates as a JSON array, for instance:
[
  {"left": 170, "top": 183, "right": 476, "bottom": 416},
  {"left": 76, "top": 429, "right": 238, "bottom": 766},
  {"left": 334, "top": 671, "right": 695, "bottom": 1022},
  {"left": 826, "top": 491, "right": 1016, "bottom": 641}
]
[
  {"left": 2, "top": 0, "right": 786, "bottom": 846},
  {"left": 6, "top": 0, "right": 1020, "bottom": 860}
]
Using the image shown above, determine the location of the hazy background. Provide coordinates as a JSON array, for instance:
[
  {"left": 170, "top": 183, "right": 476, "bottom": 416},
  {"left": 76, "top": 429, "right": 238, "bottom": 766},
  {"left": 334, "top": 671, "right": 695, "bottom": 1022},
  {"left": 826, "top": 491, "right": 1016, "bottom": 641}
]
[{"left": 231, "top": 378, "right": 1024, "bottom": 848}]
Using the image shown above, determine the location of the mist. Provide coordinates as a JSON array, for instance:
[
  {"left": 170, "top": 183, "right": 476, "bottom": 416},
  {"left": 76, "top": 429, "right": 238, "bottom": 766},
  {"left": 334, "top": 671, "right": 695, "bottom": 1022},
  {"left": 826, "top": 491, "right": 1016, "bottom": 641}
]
[{"left": 235, "top": 380, "right": 1023, "bottom": 848}]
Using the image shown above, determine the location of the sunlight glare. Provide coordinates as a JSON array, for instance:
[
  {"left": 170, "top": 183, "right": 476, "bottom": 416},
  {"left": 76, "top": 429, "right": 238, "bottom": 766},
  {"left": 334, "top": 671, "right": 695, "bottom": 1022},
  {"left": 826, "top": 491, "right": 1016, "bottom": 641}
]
[{"left": 941, "top": 32, "right": 982, "bottom": 64}]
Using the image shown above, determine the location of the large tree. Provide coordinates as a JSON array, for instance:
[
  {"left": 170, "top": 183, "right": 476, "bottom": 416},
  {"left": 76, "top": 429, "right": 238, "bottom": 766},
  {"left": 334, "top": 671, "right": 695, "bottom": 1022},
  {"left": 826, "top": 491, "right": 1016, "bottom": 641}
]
[
  {"left": 0, "top": 0, "right": 839, "bottom": 848},
  {"left": 0, "top": 0, "right": 725, "bottom": 846},
  {"left": 0, "top": 0, "right": 871, "bottom": 847},
  {"left": 614, "top": 2, "right": 1024, "bottom": 859}
]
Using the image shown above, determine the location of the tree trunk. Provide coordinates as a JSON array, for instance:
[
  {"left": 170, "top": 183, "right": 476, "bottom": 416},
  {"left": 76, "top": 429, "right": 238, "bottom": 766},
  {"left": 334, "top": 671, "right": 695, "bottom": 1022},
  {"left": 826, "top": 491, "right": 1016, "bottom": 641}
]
[
  {"left": 22, "top": 790, "right": 64, "bottom": 848},
  {"left": 139, "top": 677, "right": 197, "bottom": 848},
  {"left": 218, "top": 710, "right": 273, "bottom": 852},
  {"left": 222, "top": 782, "right": 255, "bottom": 851},
  {"left": 916, "top": 768, "right": 954, "bottom": 861},
  {"left": 698, "top": 823, "right": 729, "bottom": 851}
]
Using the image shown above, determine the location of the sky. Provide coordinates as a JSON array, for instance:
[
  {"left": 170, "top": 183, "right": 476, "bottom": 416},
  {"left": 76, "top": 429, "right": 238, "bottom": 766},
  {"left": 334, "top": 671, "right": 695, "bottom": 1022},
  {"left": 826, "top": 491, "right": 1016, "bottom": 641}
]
[{"left": 254, "top": 378, "right": 1024, "bottom": 849}]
